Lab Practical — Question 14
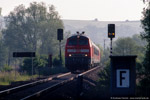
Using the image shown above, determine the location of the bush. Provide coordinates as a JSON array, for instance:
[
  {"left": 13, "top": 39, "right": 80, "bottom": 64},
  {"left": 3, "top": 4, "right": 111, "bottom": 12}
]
[
  {"left": 20, "top": 54, "right": 67, "bottom": 76},
  {"left": 53, "top": 56, "right": 61, "bottom": 67},
  {"left": 0, "top": 71, "right": 38, "bottom": 85},
  {"left": 53, "top": 54, "right": 65, "bottom": 67},
  {"left": 0, "top": 64, "right": 12, "bottom": 72},
  {"left": 84, "top": 62, "right": 110, "bottom": 99},
  {"left": 20, "top": 55, "right": 48, "bottom": 75}
]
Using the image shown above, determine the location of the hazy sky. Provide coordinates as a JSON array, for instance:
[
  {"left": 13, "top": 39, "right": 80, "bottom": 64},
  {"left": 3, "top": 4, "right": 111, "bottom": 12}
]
[{"left": 0, "top": 0, "right": 145, "bottom": 21}]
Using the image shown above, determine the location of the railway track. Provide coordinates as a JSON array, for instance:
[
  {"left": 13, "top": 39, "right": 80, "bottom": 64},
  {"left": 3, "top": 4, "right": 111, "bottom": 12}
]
[
  {"left": 0, "top": 72, "right": 71, "bottom": 100},
  {"left": 0, "top": 66, "right": 100, "bottom": 100}
]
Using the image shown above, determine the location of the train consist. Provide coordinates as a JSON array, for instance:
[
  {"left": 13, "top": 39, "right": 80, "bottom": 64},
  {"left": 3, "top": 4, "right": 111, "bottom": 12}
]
[{"left": 65, "top": 32, "right": 101, "bottom": 72}]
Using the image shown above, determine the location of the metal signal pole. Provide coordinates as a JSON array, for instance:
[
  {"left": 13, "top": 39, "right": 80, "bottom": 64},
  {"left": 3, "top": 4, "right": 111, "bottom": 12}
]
[
  {"left": 59, "top": 40, "right": 62, "bottom": 65},
  {"left": 57, "top": 29, "right": 63, "bottom": 66},
  {"left": 32, "top": 56, "right": 33, "bottom": 80},
  {"left": 110, "top": 38, "right": 113, "bottom": 56}
]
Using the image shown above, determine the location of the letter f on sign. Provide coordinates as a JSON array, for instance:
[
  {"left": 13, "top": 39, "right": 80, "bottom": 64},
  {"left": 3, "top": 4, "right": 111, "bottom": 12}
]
[
  {"left": 117, "top": 69, "right": 129, "bottom": 88},
  {"left": 120, "top": 71, "right": 126, "bottom": 86}
]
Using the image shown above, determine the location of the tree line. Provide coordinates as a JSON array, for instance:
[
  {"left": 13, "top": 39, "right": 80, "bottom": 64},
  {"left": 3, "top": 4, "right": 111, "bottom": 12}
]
[{"left": 0, "top": 2, "right": 67, "bottom": 74}]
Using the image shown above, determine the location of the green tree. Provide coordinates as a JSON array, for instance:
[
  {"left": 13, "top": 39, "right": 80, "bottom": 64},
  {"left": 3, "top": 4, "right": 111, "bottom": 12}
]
[
  {"left": 113, "top": 37, "right": 146, "bottom": 74},
  {"left": 0, "top": 40, "right": 7, "bottom": 67},
  {"left": 20, "top": 55, "right": 48, "bottom": 75},
  {"left": 113, "top": 37, "right": 139, "bottom": 55},
  {"left": 101, "top": 47, "right": 110, "bottom": 65},
  {"left": 132, "top": 34, "right": 147, "bottom": 47},
  {"left": 38, "top": 5, "right": 64, "bottom": 55},
  {"left": 2, "top": 2, "right": 64, "bottom": 65},
  {"left": 141, "top": 1, "right": 150, "bottom": 76},
  {"left": 135, "top": 1, "right": 150, "bottom": 96}
]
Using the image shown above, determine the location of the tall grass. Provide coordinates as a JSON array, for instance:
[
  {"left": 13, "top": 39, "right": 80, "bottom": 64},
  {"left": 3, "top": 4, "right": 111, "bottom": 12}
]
[
  {"left": 0, "top": 71, "right": 38, "bottom": 85},
  {"left": 0, "top": 66, "right": 68, "bottom": 85}
]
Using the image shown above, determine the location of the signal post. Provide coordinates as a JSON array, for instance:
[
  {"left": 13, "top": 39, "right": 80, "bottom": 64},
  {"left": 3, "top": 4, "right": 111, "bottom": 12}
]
[
  {"left": 108, "top": 24, "right": 137, "bottom": 97},
  {"left": 57, "top": 29, "right": 63, "bottom": 66},
  {"left": 108, "top": 24, "right": 115, "bottom": 56}
]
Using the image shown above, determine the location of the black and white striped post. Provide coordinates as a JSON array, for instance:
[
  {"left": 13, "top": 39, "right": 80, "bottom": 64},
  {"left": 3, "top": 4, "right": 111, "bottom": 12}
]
[
  {"left": 110, "top": 38, "right": 113, "bottom": 56},
  {"left": 108, "top": 24, "right": 115, "bottom": 56}
]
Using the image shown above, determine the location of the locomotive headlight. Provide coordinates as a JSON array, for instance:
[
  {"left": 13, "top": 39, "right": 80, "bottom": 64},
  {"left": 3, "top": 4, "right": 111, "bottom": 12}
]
[
  {"left": 85, "top": 54, "right": 88, "bottom": 57},
  {"left": 69, "top": 54, "right": 72, "bottom": 57}
]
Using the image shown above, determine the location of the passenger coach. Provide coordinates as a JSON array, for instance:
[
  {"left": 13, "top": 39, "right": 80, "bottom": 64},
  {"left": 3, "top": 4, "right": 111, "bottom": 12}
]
[{"left": 65, "top": 32, "right": 101, "bottom": 72}]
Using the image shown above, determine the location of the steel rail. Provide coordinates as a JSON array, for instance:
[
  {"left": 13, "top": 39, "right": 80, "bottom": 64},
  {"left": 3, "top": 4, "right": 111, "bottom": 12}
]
[
  {"left": 20, "top": 77, "right": 75, "bottom": 100},
  {"left": 20, "top": 66, "right": 100, "bottom": 100},
  {"left": 79, "top": 66, "right": 100, "bottom": 76},
  {"left": 0, "top": 72, "right": 71, "bottom": 96}
]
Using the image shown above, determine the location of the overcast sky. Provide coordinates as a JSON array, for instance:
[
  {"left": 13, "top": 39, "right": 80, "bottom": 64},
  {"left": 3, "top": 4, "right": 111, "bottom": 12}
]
[{"left": 0, "top": 0, "right": 145, "bottom": 21}]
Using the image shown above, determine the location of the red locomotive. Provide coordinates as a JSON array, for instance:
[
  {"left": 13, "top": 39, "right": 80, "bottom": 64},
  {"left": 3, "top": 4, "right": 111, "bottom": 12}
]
[{"left": 65, "top": 32, "right": 101, "bottom": 72}]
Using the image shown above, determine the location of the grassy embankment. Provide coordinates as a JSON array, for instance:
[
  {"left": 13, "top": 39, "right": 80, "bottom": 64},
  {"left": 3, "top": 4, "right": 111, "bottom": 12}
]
[
  {"left": 0, "top": 71, "right": 38, "bottom": 85},
  {"left": 0, "top": 66, "right": 68, "bottom": 85}
]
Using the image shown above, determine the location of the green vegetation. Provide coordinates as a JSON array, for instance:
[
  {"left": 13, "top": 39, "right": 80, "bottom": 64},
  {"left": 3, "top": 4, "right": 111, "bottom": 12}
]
[
  {"left": 20, "top": 55, "right": 48, "bottom": 75},
  {"left": 0, "top": 2, "right": 149, "bottom": 98},
  {"left": 136, "top": 1, "right": 150, "bottom": 96},
  {"left": 0, "top": 71, "right": 38, "bottom": 85},
  {"left": 0, "top": 64, "right": 12, "bottom": 72},
  {"left": 140, "top": 1, "right": 150, "bottom": 78},
  {"left": 20, "top": 54, "right": 67, "bottom": 75},
  {"left": 96, "top": 62, "right": 110, "bottom": 99},
  {"left": 97, "top": 34, "right": 147, "bottom": 98},
  {"left": 2, "top": 2, "right": 64, "bottom": 66},
  {"left": 0, "top": 2, "right": 68, "bottom": 86},
  {"left": 0, "top": 40, "right": 7, "bottom": 67}
]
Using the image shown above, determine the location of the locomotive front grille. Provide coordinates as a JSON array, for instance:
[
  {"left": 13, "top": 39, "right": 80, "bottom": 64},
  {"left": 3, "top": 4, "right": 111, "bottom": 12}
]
[{"left": 65, "top": 56, "right": 91, "bottom": 66}]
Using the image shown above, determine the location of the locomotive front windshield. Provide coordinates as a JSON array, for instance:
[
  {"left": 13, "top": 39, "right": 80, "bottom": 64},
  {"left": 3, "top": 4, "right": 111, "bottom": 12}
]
[
  {"left": 68, "top": 36, "right": 77, "bottom": 46},
  {"left": 79, "top": 36, "right": 88, "bottom": 45},
  {"left": 68, "top": 36, "right": 88, "bottom": 46}
]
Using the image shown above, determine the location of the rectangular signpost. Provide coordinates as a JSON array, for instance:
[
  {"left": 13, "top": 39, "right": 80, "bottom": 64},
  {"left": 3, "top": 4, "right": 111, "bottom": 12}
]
[
  {"left": 13, "top": 52, "right": 35, "bottom": 57},
  {"left": 110, "top": 56, "right": 137, "bottom": 97},
  {"left": 13, "top": 52, "right": 35, "bottom": 80},
  {"left": 116, "top": 69, "right": 129, "bottom": 88}
]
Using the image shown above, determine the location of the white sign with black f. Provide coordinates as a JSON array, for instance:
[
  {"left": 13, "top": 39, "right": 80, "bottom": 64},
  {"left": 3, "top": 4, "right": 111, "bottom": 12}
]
[{"left": 116, "top": 69, "right": 129, "bottom": 88}]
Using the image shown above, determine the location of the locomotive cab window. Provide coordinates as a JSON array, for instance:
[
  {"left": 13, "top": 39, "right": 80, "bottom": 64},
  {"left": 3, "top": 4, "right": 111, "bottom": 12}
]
[
  {"left": 68, "top": 36, "right": 77, "bottom": 46},
  {"left": 79, "top": 36, "right": 88, "bottom": 45}
]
